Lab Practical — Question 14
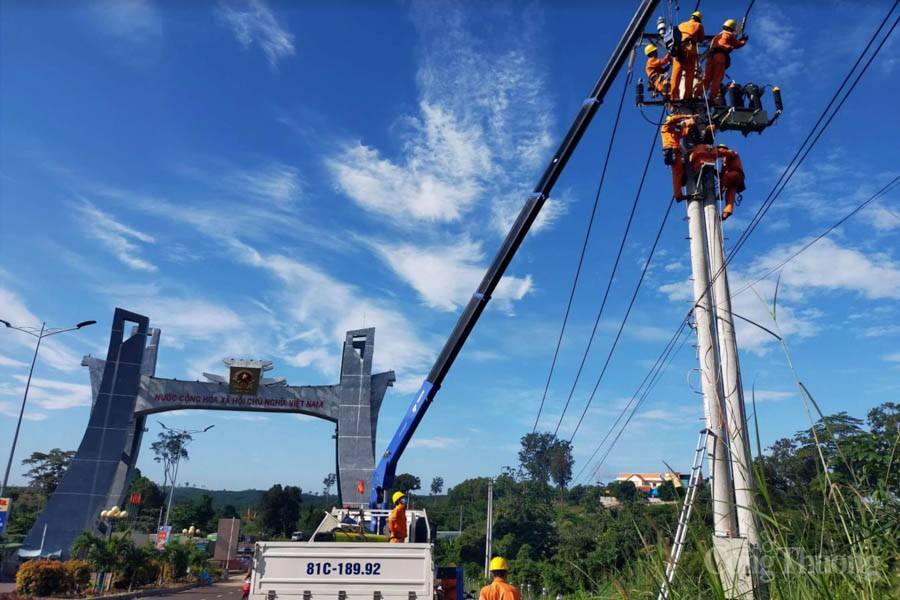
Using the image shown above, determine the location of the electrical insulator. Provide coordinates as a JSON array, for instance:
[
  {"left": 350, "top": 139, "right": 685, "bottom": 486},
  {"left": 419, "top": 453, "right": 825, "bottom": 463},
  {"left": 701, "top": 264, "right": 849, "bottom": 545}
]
[
  {"left": 728, "top": 82, "right": 744, "bottom": 108},
  {"left": 656, "top": 16, "right": 667, "bottom": 38},
  {"left": 772, "top": 86, "right": 783, "bottom": 112},
  {"left": 636, "top": 80, "right": 644, "bottom": 106},
  {"left": 745, "top": 83, "right": 763, "bottom": 110}
]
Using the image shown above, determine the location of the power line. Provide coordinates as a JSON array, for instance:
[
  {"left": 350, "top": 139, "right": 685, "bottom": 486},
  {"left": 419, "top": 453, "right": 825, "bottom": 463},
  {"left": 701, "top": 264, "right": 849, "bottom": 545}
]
[
  {"left": 572, "top": 317, "right": 689, "bottom": 485},
  {"left": 588, "top": 324, "right": 692, "bottom": 484},
  {"left": 532, "top": 68, "right": 635, "bottom": 434},
  {"left": 567, "top": 184, "right": 677, "bottom": 442},
  {"left": 727, "top": 1, "right": 898, "bottom": 264},
  {"left": 551, "top": 108, "right": 666, "bottom": 436},
  {"left": 569, "top": 1, "right": 896, "bottom": 482},
  {"left": 734, "top": 175, "right": 900, "bottom": 297}
]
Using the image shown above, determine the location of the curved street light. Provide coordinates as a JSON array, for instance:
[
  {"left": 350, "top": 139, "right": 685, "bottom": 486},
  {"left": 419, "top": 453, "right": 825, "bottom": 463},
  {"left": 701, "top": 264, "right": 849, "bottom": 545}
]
[{"left": 0, "top": 318, "right": 96, "bottom": 496}]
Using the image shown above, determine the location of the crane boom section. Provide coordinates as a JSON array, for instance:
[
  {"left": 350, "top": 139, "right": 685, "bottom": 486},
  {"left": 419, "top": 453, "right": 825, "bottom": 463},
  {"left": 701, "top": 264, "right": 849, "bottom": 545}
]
[{"left": 371, "top": 0, "right": 661, "bottom": 507}]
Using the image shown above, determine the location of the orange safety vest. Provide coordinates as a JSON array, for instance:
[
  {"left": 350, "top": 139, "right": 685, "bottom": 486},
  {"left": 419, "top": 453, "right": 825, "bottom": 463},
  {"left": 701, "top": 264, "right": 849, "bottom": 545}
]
[
  {"left": 689, "top": 144, "right": 718, "bottom": 171},
  {"left": 479, "top": 578, "right": 522, "bottom": 600},
  {"left": 717, "top": 148, "right": 744, "bottom": 173},
  {"left": 645, "top": 54, "right": 670, "bottom": 82},
  {"left": 388, "top": 504, "right": 407, "bottom": 542},
  {"left": 710, "top": 30, "right": 746, "bottom": 53},
  {"left": 661, "top": 115, "right": 693, "bottom": 150},
  {"left": 678, "top": 20, "right": 705, "bottom": 45}
]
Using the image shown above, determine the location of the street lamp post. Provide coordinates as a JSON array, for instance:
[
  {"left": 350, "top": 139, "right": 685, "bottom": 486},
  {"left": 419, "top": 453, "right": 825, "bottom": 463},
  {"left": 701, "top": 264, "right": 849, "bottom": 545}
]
[
  {"left": 0, "top": 318, "right": 96, "bottom": 497},
  {"left": 159, "top": 422, "right": 215, "bottom": 528},
  {"left": 100, "top": 505, "right": 128, "bottom": 539}
]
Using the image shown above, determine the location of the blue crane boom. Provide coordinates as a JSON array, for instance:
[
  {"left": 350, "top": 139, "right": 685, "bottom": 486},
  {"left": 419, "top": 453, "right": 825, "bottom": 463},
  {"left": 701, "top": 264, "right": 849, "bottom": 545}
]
[{"left": 370, "top": 0, "right": 662, "bottom": 508}]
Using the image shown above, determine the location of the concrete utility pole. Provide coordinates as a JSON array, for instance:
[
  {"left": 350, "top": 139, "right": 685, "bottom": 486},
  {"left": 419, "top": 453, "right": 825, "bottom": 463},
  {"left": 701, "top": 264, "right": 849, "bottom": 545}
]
[
  {"left": 683, "top": 156, "right": 764, "bottom": 599},
  {"left": 484, "top": 478, "right": 494, "bottom": 579},
  {"left": 684, "top": 174, "right": 735, "bottom": 539}
]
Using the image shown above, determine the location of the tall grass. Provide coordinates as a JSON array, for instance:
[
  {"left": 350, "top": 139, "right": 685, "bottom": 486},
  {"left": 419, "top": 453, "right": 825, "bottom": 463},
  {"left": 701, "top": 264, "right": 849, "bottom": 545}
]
[{"left": 583, "top": 288, "right": 899, "bottom": 599}]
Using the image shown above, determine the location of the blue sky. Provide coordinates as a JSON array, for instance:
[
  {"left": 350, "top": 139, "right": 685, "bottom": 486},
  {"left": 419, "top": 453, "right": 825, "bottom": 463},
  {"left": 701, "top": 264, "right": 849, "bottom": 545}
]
[{"left": 1, "top": 0, "right": 897, "bottom": 497}]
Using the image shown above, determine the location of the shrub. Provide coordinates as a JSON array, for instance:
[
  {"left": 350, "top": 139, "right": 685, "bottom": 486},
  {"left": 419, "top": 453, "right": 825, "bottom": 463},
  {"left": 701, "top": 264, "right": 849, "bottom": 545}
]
[
  {"left": 64, "top": 559, "right": 92, "bottom": 593},
  {"left": 16, "top": 559, "right": 68, "bottom": 597}
]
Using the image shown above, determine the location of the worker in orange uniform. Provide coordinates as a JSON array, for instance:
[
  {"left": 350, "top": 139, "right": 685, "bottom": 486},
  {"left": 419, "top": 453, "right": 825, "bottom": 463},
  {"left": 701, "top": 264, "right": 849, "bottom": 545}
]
[
  {"left": 716, "top": 144, "right": 745, "bottom": 220},
  {"left": 387, "top": 491, "right": 407, "bottom": 543},
  {"left": 670, "top": 11, "right": 705, "bottom": 101},
  {"left": 479, "top": 557, "right": 521, "bottom": 600},
  {"left": 703, "top": 19, "right": 748, "bottom": 102},
  {"left": 644, "top": 43, "right": 670, "bottom": 96},
  {"left": 660, "top": 113, "right": 696, "bottom": 201}
]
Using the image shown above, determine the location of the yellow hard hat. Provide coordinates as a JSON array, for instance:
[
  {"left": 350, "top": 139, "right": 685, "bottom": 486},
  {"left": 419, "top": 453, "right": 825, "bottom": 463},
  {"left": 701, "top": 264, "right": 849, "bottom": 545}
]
[
  {"left": 489, "top": 557, "right": 509, "bottom": 572},
  {"left": 723, "top": 19, "right": 737, "bottom": 30},
  {"left": 644, "top": 43, "right": 657, "bottom": 56},
  {"left": 717, "top": 143, "right": 729, "bottom": 149},
  {"left": 691, "top": 11, "right": 703, "bottom": 21},
  {"left": 392, "top": 491, "right": 406, "bottom": 503}
]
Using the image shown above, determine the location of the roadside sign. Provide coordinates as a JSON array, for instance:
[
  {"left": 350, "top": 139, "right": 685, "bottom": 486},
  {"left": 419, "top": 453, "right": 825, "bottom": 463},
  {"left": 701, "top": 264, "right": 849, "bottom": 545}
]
[
  {"left": 156, "top": 525, "right": 172, "bottom": 550},
  {"left": 0, "top": 497, "right": 9, "bottom": 534}
]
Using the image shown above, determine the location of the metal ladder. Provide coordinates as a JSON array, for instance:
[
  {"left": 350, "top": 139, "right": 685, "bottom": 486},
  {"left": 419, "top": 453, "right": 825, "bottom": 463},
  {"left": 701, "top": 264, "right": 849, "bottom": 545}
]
[{"left": 658, "top": 428, "right": 713, "bottom": 600}]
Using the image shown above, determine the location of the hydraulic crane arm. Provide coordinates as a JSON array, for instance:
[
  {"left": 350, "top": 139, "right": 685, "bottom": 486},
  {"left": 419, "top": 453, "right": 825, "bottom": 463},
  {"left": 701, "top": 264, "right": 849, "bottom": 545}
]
[{"left": 370, "top": 0, "right": 661, "bottom": 507}]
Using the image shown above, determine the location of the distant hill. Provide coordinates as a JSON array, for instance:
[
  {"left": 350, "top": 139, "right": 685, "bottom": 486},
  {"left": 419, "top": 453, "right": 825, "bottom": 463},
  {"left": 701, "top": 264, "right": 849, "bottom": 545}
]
[{"left": 171, "top": 487, "right": 335, "bottom": 509}]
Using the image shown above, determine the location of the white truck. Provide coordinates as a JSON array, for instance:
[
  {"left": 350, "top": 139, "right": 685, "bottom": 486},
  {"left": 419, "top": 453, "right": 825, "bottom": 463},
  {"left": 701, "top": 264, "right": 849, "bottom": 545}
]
[{"left": 248, "top": 508, "right": 454, "bottom": 600}]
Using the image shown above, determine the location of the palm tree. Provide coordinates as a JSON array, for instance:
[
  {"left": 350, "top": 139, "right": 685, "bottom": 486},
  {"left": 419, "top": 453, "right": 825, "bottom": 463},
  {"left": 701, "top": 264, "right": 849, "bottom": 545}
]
[{"left": 70, "top": 530, "right": 101, "bottom": 560}]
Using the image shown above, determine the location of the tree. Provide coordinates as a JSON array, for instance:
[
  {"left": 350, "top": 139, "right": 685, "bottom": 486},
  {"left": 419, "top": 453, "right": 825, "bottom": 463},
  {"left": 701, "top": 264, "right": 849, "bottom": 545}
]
[
  {"left": 125, "top": 471, "right": 165, "bottom": 532},
  {"left": 519, "top": 432, "right": 555, "bottom": 484},
  {"left": 607, "top": 480, "right": 638, "bottom": 502},
  {"left": 322, "top": 473, "right": 337, "bottom": 496},
  {"left": 519, "top": 432, "right": 573, "bottom": 489},
  {"left": 430, "top": 476, "right": 444, "bottom": 495},
  {"left": 657, "top": 480, "right": 678, "bottom": 501},
  {"left": 169, "top": 493, "right": 216, "bottom": 532},
  {"left": 260, "top": 484, "right": 302, "bottom": 537},
  {"left": 394, "top": 473, "right": 421, "bottom": 493},
  {"left": 150, "top": 430, "right": 192, "bottom": 499},
  {"left": 21, "top": 449, "right": 75, "bottom": 495},
  {"left": 549, "top": 440, "right": 574, "bottom": 491}
]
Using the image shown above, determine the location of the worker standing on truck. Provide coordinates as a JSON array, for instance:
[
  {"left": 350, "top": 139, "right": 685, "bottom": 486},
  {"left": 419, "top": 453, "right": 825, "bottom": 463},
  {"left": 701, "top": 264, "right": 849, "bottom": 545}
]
[
  {"left": 388, "top": 491, "right": 408, "bottom": 543},
  {"left": 480, "top": 557, "right": 521, "bottom": 600}
]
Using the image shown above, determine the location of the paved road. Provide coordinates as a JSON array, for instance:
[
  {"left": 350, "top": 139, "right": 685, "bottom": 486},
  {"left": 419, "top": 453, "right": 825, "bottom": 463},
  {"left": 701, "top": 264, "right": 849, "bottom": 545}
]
[
  {"left": 0, "top": 578, "right": 248, "bottom": 599},
  {"left": 152, "top": 579, "right": 246, "bottom": 600}
]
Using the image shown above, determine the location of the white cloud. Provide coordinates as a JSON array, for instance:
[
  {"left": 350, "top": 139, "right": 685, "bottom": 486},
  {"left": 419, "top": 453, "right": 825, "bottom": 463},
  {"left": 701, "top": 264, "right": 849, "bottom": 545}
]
[
  {"left": 372, "top": 238, "right": 532, "bottom": 312},
  {"left": 884, "top": 352, "right": 900, "bottom": 365},
  {"left": 751, "top": 3, "right": 802, "bottom": 82},
  {"left": 218, "top": 413, "right": 270, "bottom": 422},
  {"left": 326, "top": 119, "right": 486, "bottom": 224},
  {"left": 327, "top": 3, "right": 554, "bottom": 233},
  {"left": 226, "top": 164, "right": 301, "bottom": 208},
  {"left": 0, "top": 355, "right": 28, "bottom": 368},
  {"left": 218, "top": 0, "right": 295, "bottom": 67},
  {"left": 746, "top": 389, "right": 794, "bottom": 402},
  {"left": 91, "top": 0, "right": 161, "bottom": 44},
  {"left": 660, "top": 237, "right": 900, "bottom": 355},
  {"left": 0, "top": 287, "right": 84, "bottom": 373},
  {"left": 73, "top": 199, "right": 157, "bottom": 272},
  {"left": 10, "top": 375, "right": 92, "bottom": 411},
  {"left": 0, "top": 401, "right": 47, "bottom": 421},
  {"left": 751, "top": 238, "right": 900, "bottom": 301},
  {"left": 408, "top": 437, "right": 461, "bottom": 450}
]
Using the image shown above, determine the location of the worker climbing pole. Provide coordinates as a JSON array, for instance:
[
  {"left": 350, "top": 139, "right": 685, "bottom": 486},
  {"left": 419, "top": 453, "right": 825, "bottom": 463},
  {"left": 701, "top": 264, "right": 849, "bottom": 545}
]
[{"left": 636, "top": 3, "right": 783, "bottom": 599}]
